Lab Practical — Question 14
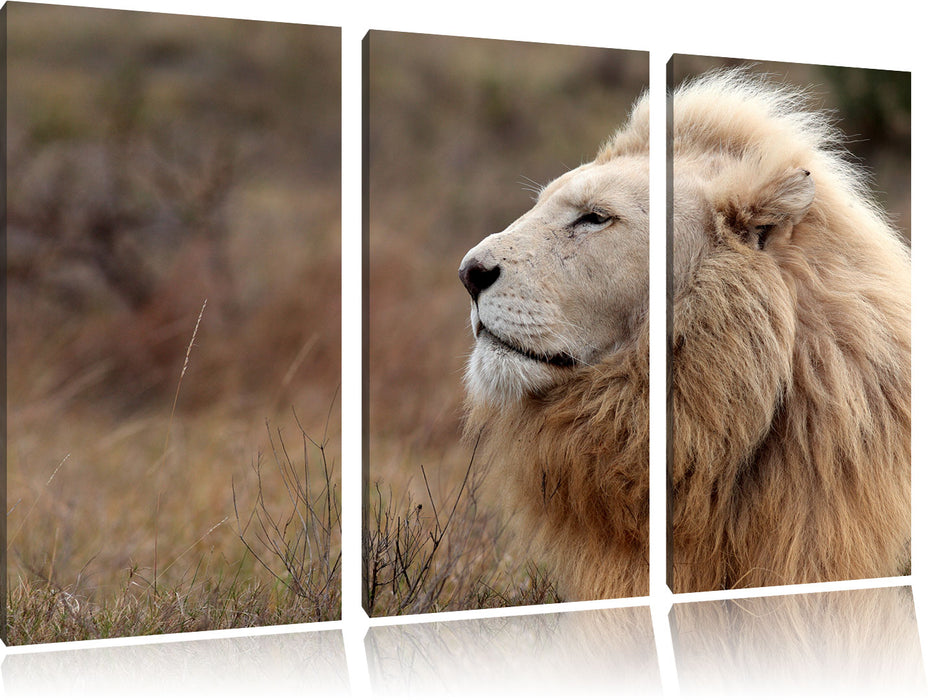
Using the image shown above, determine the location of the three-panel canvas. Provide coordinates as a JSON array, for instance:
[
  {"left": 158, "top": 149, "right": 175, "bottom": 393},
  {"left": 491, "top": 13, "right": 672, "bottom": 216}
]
[{"left": 2, "top": 3, "right": 919, "bottom": 693}]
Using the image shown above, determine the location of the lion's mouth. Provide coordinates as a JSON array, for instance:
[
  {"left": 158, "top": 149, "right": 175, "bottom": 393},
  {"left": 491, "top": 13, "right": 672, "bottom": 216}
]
[{"left": 478, "top": 325, "right": 577, "bottom": 368}]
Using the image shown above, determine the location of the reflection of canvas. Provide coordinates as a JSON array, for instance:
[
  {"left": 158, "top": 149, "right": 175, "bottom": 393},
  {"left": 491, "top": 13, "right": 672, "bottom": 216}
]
[
  {"left": 4, "top": 3, "right": 341, "bottom": 644},
  {"left": 667, "top": 59, "right": 911, "bottom": 592},
  {"left": 365, "top": 30, "right": 649, "bottom": 613},
  {"left": 672, "top": 587, "right": 925, "bottom": 694},
  {"left": 367, "top": 607, "right": 660, "bottom": 695},
  {"left": 4, "top": 629, "right": 349, "bottom": 694}
]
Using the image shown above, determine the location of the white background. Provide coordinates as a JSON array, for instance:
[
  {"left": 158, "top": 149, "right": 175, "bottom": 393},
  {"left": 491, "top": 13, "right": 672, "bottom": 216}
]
[{"left": 3, "top": 1, "right": 933, "bottom": 698}]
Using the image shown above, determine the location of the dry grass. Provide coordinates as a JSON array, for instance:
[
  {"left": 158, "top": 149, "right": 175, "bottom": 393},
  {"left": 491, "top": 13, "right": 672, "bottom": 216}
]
[
  {"left": 7, "top": 318, "right": 342, "bottom": 644},
  {"left": 5, "top": 5, "right": 341, "bottom": 644},
  {"left": 365, "top": 435, "right": 560, "bottom": 617},
  {"left": 233, "top": 413, "right": 341, "bottom": 620}
]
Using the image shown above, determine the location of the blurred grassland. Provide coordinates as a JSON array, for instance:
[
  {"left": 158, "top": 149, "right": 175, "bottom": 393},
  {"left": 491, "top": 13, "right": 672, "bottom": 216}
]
[
  {"left": 365, "top": 31, "right": 649, "bottom": 615},
  {"left": 6, "top": 3, "right": 341, "bottom": 643}
]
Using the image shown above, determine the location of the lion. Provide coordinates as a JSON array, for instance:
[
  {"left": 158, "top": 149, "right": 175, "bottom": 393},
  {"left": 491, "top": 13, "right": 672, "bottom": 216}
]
[
  {"left": 459, "top": 70, "right": 910, "bottom": 601},
  {"left": 459, "top": 96, "right": 651, "bottom": 600}
]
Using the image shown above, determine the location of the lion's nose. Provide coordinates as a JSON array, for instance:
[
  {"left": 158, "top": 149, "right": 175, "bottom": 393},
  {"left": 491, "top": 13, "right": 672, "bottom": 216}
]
[{"left": 459, "top": 257, "right": 501, "bottom": 302}]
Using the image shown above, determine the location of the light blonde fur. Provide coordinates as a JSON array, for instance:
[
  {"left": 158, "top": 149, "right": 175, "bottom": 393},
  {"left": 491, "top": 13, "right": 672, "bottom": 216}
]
[
  {"left": 463, "top": 96, "right": 651, "bottom": 600},
  {"left": 669, "top": 70, "right": 910, "bottom": 591},
  {"left": 463, "top": 70, "right": 909, "bottom": 600}
]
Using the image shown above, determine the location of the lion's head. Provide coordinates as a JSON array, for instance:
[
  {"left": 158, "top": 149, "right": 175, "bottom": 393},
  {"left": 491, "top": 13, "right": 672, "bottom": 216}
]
[
  {"left": 460, "top": 134, "right": 649, "bottom": 408},
  {"left": 458, "top": 70, "right": 909, "bottom": 603},
  {"left": 459, "top": 99, "right": 651, "bottom": 600}
]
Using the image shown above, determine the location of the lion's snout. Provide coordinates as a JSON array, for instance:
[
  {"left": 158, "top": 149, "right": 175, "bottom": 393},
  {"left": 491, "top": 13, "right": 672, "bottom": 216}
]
[{"left": 458, "top": 255, "right": 501, "bottom": 302}]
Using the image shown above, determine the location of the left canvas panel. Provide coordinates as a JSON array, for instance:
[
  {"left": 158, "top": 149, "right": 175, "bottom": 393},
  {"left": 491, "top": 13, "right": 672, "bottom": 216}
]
[{"left": 4, "top": 2, "right": 341, "bottom": 644}]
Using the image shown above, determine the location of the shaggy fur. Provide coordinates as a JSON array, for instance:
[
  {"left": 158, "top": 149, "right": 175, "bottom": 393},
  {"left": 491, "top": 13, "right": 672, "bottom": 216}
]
[
  {"left": 465, "top": 325, "right": 650, "bottom": 600},
  {"left": 464, "top": 70, "right": 909, "bottom": 600},
  {"left": 669, "top": 71, "right": 910, "bottom": 592},
  {"left": 464, "top": 98, "right": 651, "bottom": 600}
]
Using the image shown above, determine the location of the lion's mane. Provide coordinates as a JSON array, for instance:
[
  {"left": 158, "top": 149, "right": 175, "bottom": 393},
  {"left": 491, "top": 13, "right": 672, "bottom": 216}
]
[
  {"left": 465, "top": 71, "right": 909, "bottom": 601},
  {"left": 669, "top": 71, "right": 910, "bottom": 592}
]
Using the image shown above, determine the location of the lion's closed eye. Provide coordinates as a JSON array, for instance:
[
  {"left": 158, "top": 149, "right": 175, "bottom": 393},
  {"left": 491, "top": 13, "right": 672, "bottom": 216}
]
[{"left": 571, "top": 210, "right": 612, "bottom": 229}]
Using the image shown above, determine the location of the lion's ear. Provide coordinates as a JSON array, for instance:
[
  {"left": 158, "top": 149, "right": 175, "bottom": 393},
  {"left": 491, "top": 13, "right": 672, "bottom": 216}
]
[
  {"left": 717, "top": 168, "right": 815, "bottom": 249},
  {"left": 755, "top": 167, "right": 815, "bottom": 225}
]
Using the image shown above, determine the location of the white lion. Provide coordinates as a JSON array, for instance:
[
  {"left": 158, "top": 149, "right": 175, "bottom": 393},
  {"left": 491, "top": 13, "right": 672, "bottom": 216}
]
[
  {"left": 459, "top": 70, "right": 909, "bottom": 600},
  {"left": 460, "top": 99, "right": 651, "bottom": 599}
]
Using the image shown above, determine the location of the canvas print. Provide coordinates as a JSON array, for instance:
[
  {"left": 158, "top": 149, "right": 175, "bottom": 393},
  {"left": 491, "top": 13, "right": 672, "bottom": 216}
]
[
  {"left": 4, "top": 3, "right": 341, "bottom": 644},
  {"left": 364, "top": 30, "right": 649, "bottom": 613},
  {"left": 667, "top": 56, "right": 910, "bottom": 592}
]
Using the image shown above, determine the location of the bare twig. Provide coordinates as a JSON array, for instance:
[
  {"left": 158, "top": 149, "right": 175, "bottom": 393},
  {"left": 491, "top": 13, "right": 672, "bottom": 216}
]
[{"left": 231, "top": 406, "right": 341, "bottom": 610}]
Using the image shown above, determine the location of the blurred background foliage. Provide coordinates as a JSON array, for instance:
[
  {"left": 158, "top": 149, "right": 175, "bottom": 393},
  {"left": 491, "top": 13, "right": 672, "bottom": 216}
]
[
  {"left": 6, "top": 3, "right": 341, "bottom": 640},
  {"left": 670, "top": 56, "right": 911, "bottom": 243},
  {"left": 365, "top": 31, "right": 648, "bottom": 613},
  {"left": 7, "top": 4, "right": 341, "bottom": 409}
]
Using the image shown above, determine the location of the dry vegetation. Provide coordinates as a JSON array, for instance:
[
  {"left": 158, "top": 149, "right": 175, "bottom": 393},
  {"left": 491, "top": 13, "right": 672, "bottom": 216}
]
[
  {"left": 364, "top": 32, "right": 649, "bottom": 615},
  {"left": 5, "top": 5, "right": 341, "bottom": 644}
]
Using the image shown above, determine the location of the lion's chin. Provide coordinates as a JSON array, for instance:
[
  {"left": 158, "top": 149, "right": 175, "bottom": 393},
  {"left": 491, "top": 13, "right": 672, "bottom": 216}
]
[
  {"left": 476, "top": 326, "right": 578, "bottom": 367},
  {"left": 466, "top": 331, "right": 569, "bottom": 406}
]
